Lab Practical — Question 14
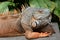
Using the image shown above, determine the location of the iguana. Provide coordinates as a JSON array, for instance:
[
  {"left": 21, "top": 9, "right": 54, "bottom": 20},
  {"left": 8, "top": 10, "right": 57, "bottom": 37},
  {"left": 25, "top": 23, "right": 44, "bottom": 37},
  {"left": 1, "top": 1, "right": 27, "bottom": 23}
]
[{"left": 0, "top": 7, "right": 55, "bottom": 39}]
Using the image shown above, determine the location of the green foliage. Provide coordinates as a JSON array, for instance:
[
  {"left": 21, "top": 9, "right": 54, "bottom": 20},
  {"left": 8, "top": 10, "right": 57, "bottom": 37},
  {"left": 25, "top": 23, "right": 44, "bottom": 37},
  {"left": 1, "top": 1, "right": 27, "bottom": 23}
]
[
  {"left": 29, "top": 0, "right": 55, "bottom": 12},
  {"left": 54, "top": 0, "right": 60, "bottom": 18},
  {"left": 0, "top": 1, "right": 15, "bottom": 14}
]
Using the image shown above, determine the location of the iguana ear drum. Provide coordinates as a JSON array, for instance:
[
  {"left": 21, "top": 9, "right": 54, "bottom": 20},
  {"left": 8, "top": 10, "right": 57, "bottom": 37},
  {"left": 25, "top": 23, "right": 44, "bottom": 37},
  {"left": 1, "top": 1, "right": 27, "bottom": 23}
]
[
  {"left": 31, "top": 20, "right": 41, "bottom": 29},
  {"left": 32, "top": 21, "right": 37, "bottom": 28}
]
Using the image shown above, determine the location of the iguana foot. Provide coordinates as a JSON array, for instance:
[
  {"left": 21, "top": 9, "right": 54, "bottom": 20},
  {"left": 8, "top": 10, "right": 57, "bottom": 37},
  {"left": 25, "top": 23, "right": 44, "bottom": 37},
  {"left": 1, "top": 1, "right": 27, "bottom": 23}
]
[{"left": 25, "top": 31, "right": 51, "bottom": 39}]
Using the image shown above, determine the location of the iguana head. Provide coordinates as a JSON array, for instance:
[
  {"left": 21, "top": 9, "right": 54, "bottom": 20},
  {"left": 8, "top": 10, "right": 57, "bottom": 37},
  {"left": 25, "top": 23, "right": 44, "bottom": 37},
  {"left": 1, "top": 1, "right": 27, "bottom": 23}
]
[
  {"left": 21, "top": 7, "right": 51, "bottom": 29},
  {"left": 31, "top": 8, "right": 51, "bottom": 28}
]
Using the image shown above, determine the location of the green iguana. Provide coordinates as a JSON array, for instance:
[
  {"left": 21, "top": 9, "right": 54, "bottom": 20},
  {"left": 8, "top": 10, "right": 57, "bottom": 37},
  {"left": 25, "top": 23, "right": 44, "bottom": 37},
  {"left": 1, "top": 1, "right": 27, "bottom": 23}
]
[{"left": 0, "top": 7, "right": 55, "bottom": 39}]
